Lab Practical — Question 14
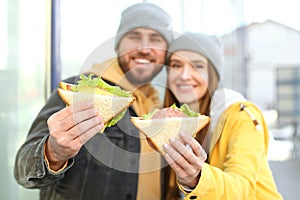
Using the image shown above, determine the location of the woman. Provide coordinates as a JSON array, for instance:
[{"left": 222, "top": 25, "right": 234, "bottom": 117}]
[{"left": 163, "top": 32, "right": 283, "bottom": 199}]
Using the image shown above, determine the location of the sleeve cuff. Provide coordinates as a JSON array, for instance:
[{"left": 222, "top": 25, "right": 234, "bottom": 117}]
[
  {"left": 178, "top": 182, "right": 194, "bottom": 193},
  {"left": 43, "top": 143, "right": 69, "bottom": 174}
]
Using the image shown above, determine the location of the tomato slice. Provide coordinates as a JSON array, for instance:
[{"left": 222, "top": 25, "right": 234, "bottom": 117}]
[
  {"left": 59, "top": 81, "right": 113, "bottom": 96},
  {"left": 60, "top": 82, "right": 75, "bottom": 91}
]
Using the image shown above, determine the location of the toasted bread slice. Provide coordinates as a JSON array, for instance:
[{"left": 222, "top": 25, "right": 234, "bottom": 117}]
[
  {"left": 131, "top": 115, "right": 210, "bottom": 154},
  {"left": 58, "top": 88, "right": 135, "bottom": 125}
]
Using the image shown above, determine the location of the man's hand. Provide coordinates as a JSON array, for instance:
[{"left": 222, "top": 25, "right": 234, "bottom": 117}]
[
  {"left": 163, "top": 132, "right": 207, "bottom": 189},
  {"left": 45, "top": 101, "right": 104, "bottom": 170}
]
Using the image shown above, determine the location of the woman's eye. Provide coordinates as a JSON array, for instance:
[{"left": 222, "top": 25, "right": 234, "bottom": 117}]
[
  {"left": 195, "top": 65, "right": 204, "bottom": 69},
  {"left": 170, "top": 63, "right": 181, "bottom": 69}
]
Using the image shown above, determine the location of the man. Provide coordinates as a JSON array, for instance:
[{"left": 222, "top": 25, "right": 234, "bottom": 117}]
[{"left": 14, "top": 2, "right": 177, "bottom": 200}]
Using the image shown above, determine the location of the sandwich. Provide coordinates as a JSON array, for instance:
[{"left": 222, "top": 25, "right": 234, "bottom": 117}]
[
  {"left": 58, "top": 74, "right": 135, "bottom": 132},
  {"left": 131, "top": 104, "right": 210, "bottom": 154}
]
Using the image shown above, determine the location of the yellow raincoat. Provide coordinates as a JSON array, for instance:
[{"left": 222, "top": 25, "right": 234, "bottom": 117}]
[{"left": 181, "top": 100, "right": 283, "bottom": 200}]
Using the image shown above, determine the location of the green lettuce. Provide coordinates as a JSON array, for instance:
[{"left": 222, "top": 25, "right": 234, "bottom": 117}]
[
  {"left": 142, "top": 108, "right": 160, "bottom": 119},
  {"left": 178, "top": 103, "right": 201, "bottom": 117},
  {"left": 142, "top": 103, "right": 200, "bottom": 119},
  {"left": 105, "top": 110, "right": 126, "bottom": 127},
  {"left": 72, "top": 74, "right": 131, "bottom": 97}
]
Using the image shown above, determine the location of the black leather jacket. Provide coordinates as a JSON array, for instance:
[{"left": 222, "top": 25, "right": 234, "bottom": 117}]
[{"left": 14, "top": 76, "right": 174, "bottom": 200}]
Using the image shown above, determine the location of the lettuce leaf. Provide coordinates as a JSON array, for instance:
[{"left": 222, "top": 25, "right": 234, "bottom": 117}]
[
  {"left": 179, "top": 103, "right": 201, "bottom": 117},
  {"left": 72, "top": 74, "right": 131, "bottom": 97},
  {"left": 142, "top": 103, "right": 200, "bottom": 119},
  {"left": 142, "top": 108, "right": 160, "bottom": 119},
  {"left": 106, "top": 110, "right": 127, "bottom": 128}
]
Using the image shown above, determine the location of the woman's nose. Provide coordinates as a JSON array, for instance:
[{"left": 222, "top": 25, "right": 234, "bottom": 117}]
[{"left": 181, "top": 66, "right": 192, "bottom": 79}]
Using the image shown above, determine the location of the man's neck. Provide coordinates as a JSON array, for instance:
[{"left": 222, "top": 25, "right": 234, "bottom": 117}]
[{"left": 134, "top": 83, "right": 152, "bottom": 96}]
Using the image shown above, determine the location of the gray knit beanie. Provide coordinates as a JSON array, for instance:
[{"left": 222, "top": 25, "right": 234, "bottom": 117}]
[
  {"left": 115, "top": 2, "right": 173, "bottom": 49},
  {"left": 168, "top": 32, "right": 223, "bottom": 77}
]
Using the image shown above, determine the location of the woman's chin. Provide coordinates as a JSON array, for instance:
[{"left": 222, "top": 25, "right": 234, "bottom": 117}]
[{"left": 178, "top": 98, "right": 197, "bottom": 105}]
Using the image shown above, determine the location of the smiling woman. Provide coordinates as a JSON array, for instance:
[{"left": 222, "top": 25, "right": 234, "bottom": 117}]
[{"left": 163, "top": 31, "right": 284, "bottom": 200}]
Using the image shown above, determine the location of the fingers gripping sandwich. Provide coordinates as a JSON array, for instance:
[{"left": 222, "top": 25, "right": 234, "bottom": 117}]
[
  {"left": 131, "top": 104, "right": 210, "bottom": 154},
  {"left": 58, "top": 74, "right": 135, "bottom": 132}
]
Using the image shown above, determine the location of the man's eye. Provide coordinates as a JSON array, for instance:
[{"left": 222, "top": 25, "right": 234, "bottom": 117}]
[
  {"left": 128, "top": 35, "right": 140, "bottom": 40},
  {"left": 126, "top": 33, "right": 140, "bottom": 40},
  {"left": 150, "top": 37, "right": 163, "bottom": 42}
]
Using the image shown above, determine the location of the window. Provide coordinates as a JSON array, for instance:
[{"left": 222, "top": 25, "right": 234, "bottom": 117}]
[{"left": 1, "top": 0, "right": 48, "bottom": 199}]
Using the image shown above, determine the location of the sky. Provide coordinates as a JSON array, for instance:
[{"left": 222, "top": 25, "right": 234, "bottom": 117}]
[{"left": 243, "top": 0, "right": 300, "bottom": 31}]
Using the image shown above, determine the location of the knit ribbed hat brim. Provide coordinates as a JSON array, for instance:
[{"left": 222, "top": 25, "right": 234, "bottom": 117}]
[
  {"left": 115, "top": 3, "right": 173, "bottom": 49},
  {"left": 168, "top": 32, "right": 223, "bottom": 77}
]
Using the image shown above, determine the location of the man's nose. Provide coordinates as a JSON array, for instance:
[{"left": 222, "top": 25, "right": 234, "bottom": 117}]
[{"left": 137, "top": 39, "right": 151, "bottom": 54}]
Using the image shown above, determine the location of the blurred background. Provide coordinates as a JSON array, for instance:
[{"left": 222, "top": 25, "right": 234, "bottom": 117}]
[{"left": 1, "top": 0, "right": 299, "bottom": 199}]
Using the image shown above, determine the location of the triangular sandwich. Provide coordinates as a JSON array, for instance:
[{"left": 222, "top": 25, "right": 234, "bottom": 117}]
[
  {"left": 131, "top": 104, "right": 210, "bottom": 154},
  {"left": 58, "top": 74, "right": 135, "bottom": 132}
]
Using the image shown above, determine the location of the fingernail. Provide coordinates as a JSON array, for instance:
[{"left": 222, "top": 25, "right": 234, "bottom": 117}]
[
  {"left": 180, "top": 132, "right": 186, "bottom": 137},
  {"left": 86, "top": 101, "right": 93, "bottom": 106},
  {"left": 99, "top": 123, "right": 104, "bottom": 129},
  {"left": 169, "top": 137, "right": 175, "bottom": 142},
  {"left": 164, "top": 143, "right": 169, "bottom": 149},
  {"left": 98, "top": 123, "right": 104, "bottom": 133},
  {"left": 96, "top": 116, "right": 103, "bottom": 123}
]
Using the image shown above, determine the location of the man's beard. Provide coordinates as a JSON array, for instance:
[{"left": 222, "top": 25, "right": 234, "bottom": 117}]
[
  {"left": 126, "top": 66, "right": 163, "bottom": 84},
  {"left": 118, "top": 57, "right": 163, "bottom": 85}
]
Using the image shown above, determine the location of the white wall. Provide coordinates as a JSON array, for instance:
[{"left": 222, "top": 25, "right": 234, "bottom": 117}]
[{"left": 222, "top": 21, "right": 300, "bottom": 110}]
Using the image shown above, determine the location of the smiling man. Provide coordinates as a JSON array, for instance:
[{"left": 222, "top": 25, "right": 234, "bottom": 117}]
[
  {"left": 117, "top": 28, "right": 168, "bottom": 86},
  {"left": 14, "top": 2, "right": 177, "bottom": 200},
  {"left": 114, "top": 2, "right": 172, "bottom": 88}
]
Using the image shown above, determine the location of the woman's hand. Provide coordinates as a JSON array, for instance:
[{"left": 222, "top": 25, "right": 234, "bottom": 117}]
[{"left": 163, "top": 132, "right": 207, "bottom": 189}]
